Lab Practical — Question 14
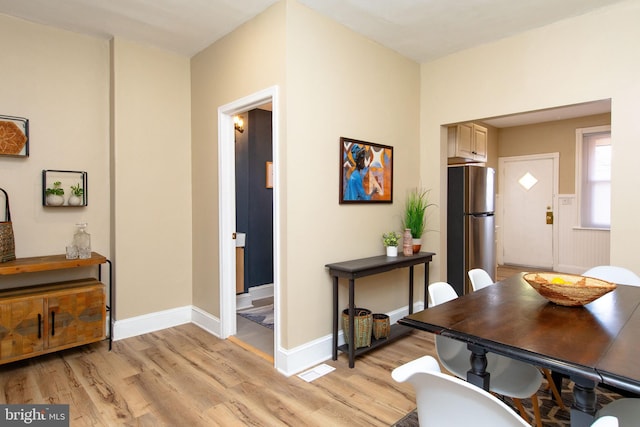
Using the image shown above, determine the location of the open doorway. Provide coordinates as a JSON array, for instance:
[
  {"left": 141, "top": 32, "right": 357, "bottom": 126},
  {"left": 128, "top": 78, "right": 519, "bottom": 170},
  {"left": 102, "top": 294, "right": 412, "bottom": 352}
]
[
  {"left": 234, "top": 107, "right": 274, "bottom": 360},
  {"left": 443, "top": 99, "right": 611, "bottom": 279},
  {"left": 217, "top": 86, "right": 280, "bottom": 367}
]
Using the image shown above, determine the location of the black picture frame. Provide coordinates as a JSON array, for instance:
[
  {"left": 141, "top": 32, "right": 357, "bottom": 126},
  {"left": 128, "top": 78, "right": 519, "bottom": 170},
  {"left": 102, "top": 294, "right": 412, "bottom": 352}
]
[
  {"left": 339, "top": 137, "right": 393, "bottom": 204},
  {"left": 0, "top": 115, "right": 29, "bottom": 157},
  {"left": 42, "top": 169, "right": 88, "bottom": 207}
]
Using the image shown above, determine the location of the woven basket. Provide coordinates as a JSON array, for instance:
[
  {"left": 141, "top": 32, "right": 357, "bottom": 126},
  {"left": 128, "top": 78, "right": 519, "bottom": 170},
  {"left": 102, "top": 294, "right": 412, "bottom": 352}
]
[
  {"left": 0, "top": 188, "right": 16, "bottom": 263},
  {"left": 372, "top": 313, "right": 391, "bottom": 340},
  {"left": 342, "top": 308, "right": 372, "bottom": 348},
  {"left": 523, "top": 272, "right": 616, "bottom": 306}
]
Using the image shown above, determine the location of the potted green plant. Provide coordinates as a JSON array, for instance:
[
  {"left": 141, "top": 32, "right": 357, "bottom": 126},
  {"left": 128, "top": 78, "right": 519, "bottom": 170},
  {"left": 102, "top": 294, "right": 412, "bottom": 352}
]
[
  {"left": 402, "top": 187, "right": 435, "bottom": 253},
  {"left": 45, "top": 181, "right": 65, "bottom": 206},
  {"left": 382, "top": 231, "right": 400, "bottom": 257},
  {"left": 68, "top": 183, "right": 84, "bottom": 206}
]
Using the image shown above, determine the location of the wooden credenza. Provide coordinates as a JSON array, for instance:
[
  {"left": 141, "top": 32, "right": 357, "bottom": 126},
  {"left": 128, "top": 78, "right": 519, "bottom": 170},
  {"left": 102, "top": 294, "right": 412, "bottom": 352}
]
[{"left": 0, "top": 253, "right": 112, "bottom": 365}]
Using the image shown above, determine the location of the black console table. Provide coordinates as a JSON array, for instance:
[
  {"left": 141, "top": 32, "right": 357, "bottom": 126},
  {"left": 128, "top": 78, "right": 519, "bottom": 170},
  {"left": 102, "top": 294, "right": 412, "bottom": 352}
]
[{"left": 325, "top": 252, "right": 435, "bottom": 368}]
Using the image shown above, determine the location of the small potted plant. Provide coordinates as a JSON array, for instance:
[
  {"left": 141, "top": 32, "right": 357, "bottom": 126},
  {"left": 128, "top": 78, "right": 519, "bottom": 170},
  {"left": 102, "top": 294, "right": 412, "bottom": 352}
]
[
  {"left": 68, "top": 183, "right": 84, "bottom": 206},
  {"left": 402, "top": 187, "right": 435, "bottom": 253},
  {"left": 382, "top": 231, "right": 400, "bottom": 257},
  {"left": 45, "top": 181, "right": 65, "bottom": 206}
]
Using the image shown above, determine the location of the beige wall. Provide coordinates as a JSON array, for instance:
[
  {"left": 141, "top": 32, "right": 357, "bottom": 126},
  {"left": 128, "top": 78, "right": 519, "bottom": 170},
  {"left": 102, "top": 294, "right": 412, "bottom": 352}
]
[
  {"left": 111, "top": 38, "right": 193, "bottom": 319},
  {"left": 498, "top": 113, "right": 610, "bottom": 194},
  {"left": 0, "top": 15, "right": 192, "bottom": 318},
  {"left": 0, "top": 14, "right": 110, "bottom": 288},
  {"left": 190, "top": 2, "right": 286, "bottom": 317},
  {"left": 481, "top": 122, "right": 499, "bottom": 171},
  {"left": 284, "top": 2, "right": 421, "bottom": 347},
  {"left": 5, "top": 0, "right": 636, "bottom": 357},
  {"left": 422, "top": 0, "right": 640, "bottom": 274},
  {"left": 191, "top": 0, "right": 421, "bottom": 349}
]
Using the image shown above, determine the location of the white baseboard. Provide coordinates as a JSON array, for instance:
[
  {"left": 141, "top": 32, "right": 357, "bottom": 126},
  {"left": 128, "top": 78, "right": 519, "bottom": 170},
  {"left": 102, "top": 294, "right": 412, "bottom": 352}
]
[
  {"left": 236, "top": 293, "right": 253, "bottom": 310},
  {"left": 275, "top": 303, "right": 422, "bottom": 376},
  {"left": 113, "top": 306, "right": 192, "bottom": 341},
  {"left": 236, "top": 284, "right": 274, "bottom": 310},
  {"left": 249, "top": 283, "right": 273, "bottom": 301},
  {"left": 112, "top": 300, "right": 422, "bottom": 377},
  {"left": 191, "top": 306, "right": 221, "bottom": 337}
]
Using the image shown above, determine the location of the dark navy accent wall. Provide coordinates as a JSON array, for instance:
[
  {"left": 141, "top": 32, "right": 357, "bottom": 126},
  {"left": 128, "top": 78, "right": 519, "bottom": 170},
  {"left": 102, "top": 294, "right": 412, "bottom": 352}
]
[{"left": 235, "top": 108, "right": 273, "bottom": 292}]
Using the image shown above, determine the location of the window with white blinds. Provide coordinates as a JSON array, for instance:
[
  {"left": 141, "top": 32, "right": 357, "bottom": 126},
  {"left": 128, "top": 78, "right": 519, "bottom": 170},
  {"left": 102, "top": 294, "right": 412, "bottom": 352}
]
[{"left": 576, "top": 126, "right": 611, "bottom": 229}]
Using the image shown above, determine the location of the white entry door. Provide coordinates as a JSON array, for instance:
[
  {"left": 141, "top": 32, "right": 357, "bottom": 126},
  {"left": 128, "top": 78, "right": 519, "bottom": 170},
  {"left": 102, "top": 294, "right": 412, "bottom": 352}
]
[{"left": 499, "top": 154, "right": 558, "bottom": 268}]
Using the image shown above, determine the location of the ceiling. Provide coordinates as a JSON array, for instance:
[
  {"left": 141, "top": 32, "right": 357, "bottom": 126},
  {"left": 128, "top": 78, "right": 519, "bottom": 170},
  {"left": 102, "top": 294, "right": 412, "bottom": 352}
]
[
  {"left": 298, "top": 0, "right": 627, "bottom": 63},
  {"left": 0, "top": 0, "right": 628, "bottom": 61},
  {"left": 0, "top": 0, "right": 619, "bottom": 125},
  {"left": 480, "top": 99, "right": 611, "bottom": 128},
  {"left": 0, "top": 0, "right": 281, "bottom": 57}
]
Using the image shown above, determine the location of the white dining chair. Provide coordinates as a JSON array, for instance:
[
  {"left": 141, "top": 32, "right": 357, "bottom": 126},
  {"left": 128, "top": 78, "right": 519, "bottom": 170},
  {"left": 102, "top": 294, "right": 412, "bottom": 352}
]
[
  {"left": 468, "top": 268, "right": 495, "bottom": 291},
  {"left": 391, "top": 354, "right": 530, "bottom": 427},
  {"left": 467, "top": 270, "right": 565, "bottom": 410},
  {"left": 591, "top": 415, "right": 619, "bottom": 426},
  {"left": 596, "top": 398, "right": 636, "bottom": 426},
  {"left": 583, "top": 265, "right": 640, "bottom": 286},
  {"left": 427, "top": 280, "right": 458, "bottom": 307},
  {"left": 428, "top": 281, "right": 544, "bottom": 427}
]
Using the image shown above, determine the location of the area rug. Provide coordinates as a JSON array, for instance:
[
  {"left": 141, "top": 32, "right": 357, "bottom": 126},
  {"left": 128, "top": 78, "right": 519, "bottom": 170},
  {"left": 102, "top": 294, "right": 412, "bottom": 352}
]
[
  {"left": 392, "top": 380, "right": 622, "bottom": 426},
  {"left": 237, "top": 304, "right": 274, "bottom": 330}
]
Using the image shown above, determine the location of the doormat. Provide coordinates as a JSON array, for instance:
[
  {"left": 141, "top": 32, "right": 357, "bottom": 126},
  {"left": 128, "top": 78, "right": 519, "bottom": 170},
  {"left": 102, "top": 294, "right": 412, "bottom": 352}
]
[{"left": 237, "top": 304, "right": 274, "bottom": 330}]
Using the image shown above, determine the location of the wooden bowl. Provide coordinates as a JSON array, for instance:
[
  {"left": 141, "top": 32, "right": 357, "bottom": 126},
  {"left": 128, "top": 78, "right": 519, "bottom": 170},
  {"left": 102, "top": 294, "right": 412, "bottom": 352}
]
[{"left": 523, "top": 272, "right": 617, "bottom": 306}]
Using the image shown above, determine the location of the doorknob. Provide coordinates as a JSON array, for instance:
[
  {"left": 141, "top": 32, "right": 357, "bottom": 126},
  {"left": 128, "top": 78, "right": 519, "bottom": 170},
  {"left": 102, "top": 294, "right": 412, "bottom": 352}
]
[{"left": 546, "top": 210, "right": 553, "bottom": 225}]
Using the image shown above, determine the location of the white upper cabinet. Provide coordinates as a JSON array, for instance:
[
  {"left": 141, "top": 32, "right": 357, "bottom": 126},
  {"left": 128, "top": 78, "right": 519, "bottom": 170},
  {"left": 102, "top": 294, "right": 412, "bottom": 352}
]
[{"left": 448, "top": 123, "right": 487, "bottom": 162}]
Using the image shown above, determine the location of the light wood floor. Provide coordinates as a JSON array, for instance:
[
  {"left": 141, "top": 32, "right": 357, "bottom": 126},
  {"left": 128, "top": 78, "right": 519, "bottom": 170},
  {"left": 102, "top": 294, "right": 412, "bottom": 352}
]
[
  {"left": 497, "top": 264, "right": 550, "bottom": 281},
  {"left": 0, "top": 267, "right": 534, "bottom": 426},
  {"left": 235, "top": 296, "right": 274, "bottom": 360},
  {"left": 0, "top": 324, "right": 435, "bottom": 426}
]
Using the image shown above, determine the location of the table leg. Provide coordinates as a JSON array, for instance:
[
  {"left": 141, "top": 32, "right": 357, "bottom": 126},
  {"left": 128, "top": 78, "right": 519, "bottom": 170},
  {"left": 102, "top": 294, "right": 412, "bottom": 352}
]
[
  {"left": 100, "top": 259, "right": 114, "bottom": 351},
  {"left": 348, "top": 278, "right": 355, "bottom": 368},
  {"left": 467, "top": 344, "right": 490, "bottom": 391},
  {"left": 424, "top": 262, "right": 430, "bottom": 309},
  {"left": 551, "top": 370, "right": 565, "bottom": 393},
  {"left": 332, "top": 276, "right": 338, "bottom": 361},
  {"left": 408, "top": 266, "right": 414, "bottom": 314},
  {"left": 570, "top": 376, "right": 596, "bottom": 427}
]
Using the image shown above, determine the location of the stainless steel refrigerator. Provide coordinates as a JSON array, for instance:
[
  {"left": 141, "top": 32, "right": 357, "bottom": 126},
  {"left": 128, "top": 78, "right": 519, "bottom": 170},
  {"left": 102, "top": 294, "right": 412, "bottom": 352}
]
[{"left": 447, "top": 165, "right": 496, "bottom": 296}]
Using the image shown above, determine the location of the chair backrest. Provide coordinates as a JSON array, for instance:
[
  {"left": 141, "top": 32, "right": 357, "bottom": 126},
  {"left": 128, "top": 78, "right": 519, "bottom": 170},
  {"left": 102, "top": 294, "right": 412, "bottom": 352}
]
[
  {"left": 468, "top": 268, "right": 495, "bottom": 291},
  {"left": 427, "top": 282, "right": 469, "bottom": 375},
  {"left": 583, "top": 265, "right": 640, "bottom": 286},
  {"left": 428, "top": 281, "right": 458, "bottom": 307},
  {"left": 591, "top": 416, "right": 619, "bottom": 427},
  {"left": 392, "top": 355, "right": 529, "bottom": 427}
]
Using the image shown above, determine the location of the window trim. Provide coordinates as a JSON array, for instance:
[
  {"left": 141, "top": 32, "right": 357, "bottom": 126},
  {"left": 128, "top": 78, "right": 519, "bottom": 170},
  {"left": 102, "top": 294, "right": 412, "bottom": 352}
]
[{"left": 575, "top": 125, "right": 611, "bottom": 230}]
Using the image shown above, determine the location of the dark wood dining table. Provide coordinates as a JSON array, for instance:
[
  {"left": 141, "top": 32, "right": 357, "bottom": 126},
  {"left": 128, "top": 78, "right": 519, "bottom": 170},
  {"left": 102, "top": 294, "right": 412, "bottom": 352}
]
[{"left": 399, "top": 273, "right": 640, "bottom": 427}]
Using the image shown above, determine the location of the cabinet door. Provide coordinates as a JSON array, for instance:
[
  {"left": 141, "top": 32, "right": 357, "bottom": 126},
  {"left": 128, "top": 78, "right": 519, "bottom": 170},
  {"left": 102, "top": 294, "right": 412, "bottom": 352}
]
[
  {"left": 0, "top": 296, "right": 45, "bottom": 361},
  {"left": 47, "top": 284, "right": 105, "bottom": 350},
  {"left": 472, "top": 124, "right": 488, "bottom": 161},
  {"left": 448, "top": 123, "right": 475, "bottom": 159},
  {"left": 455, "top": 123, "right": 474, "bottom": 158}
]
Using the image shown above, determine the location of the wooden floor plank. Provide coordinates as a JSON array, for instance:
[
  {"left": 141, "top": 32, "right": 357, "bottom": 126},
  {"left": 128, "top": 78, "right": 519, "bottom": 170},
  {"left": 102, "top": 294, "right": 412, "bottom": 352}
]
[
  {"left": 0, "top": 265, "right": 537, "bottom": 426},
  {"left": 0, "top": 323, "right": 436, "bottom": 426}
]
